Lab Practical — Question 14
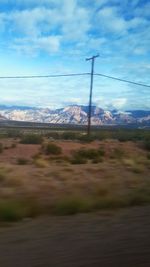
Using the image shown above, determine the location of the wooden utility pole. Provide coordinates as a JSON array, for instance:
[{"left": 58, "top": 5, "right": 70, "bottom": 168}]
[{"left": 86, "top": 54, "right": 99, "bottom": 136}]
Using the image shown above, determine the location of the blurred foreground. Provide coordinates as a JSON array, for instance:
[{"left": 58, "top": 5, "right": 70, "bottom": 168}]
[
  {"left": 1, "top": 206, "right": 150, "bottom": 266},
  {"left": 0, "top": 128, "right": 149, "bottom": 220}
]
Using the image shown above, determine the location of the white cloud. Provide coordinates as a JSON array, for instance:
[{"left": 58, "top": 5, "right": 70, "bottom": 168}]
[
  {"left": 97, "top": 6, "right": 148, "bottom": 35},
  {"left": 92, "top": 96, "right": 127, "bottom": 110},
  {"left": 36, "top": 36, "right": 61, "bottom": 52},
  {"left": 10, "top": 7, "right": 62, "bottom": 37},
  {"left": 110, "top": 98, "right": 127, "bottom": 109},
  {"left": 0, "top": 0, "right": 91, "bottom": 53},
  {"left": 0, "top": 0, "right": 149, "bottom": 58},
  {"left": 2, "top": 0, "right": 90, "bottom": 41},
  {"left": 11, "top": 35, "right": 61, "bottom": 55},
  {"left": 62, "top": 7, "right": 90, "bottom": 40},
  {"left": 97, "top": 7, "right": 127, "bottom": 34}
]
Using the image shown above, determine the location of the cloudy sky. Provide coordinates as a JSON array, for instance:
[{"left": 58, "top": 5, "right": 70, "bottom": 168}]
[{"left": 0, "top": 0, "right": 150, "bottom": 110}]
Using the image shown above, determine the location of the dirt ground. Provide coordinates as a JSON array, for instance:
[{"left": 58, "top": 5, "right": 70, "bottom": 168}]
[
  {"left": 1, "top": 206, "right": 150, "bottom": 267},
  {"left": 0, "top": 138, "right": 150, "bottom": 214},
  {"left": 0, "top": 138, "right": 147, "bottom": 162}
]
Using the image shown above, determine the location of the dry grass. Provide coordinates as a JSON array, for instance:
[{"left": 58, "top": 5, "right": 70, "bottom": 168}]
[
  {"left": 0, "top": 138, "right": 150, "bottom": 221},
  {"left": 33, "top": 158, "right": 49, "bottom": 168}
]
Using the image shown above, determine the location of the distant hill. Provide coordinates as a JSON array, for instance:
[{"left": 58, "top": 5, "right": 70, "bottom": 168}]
[{"left": 0, "top": 105, "right": 150, "bottom": 126}]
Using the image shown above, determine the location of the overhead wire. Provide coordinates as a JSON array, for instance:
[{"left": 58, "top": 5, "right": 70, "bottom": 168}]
[
  {"left": 0, "top": 73, "right": 90, "bottom": 79},
  {"left": 94, "top": 73, "right": 150, "bottom": 88},
  {"left": 0, "top": 71, "right": 149, "bottom": 88}
]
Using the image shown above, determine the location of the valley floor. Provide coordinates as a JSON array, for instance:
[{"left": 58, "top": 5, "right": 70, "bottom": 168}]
[{"left": 0, "top": 138, "right": 150, "bottom": 218}]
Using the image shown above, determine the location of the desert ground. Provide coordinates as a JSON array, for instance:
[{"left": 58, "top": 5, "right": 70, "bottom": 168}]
[
  {"left": 0, "top": 131, "right": 150, "bottom": 266},
  {"left": 0, "top": 133, "right": 149, "bottom": 219}
]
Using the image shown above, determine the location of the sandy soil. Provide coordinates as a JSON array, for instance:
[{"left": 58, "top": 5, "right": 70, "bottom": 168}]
[{"left": 1, "top": 206, "right": 150, "bottom": 267}]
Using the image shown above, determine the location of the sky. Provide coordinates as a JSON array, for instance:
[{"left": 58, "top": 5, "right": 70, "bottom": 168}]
[{"left": 0, "top": 0, "right": 150, "bottom": 110}]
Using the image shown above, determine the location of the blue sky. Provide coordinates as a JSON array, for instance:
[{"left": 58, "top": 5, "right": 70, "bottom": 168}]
[{"left": 0, "top": 0, "right": 150, "bottom": 110}]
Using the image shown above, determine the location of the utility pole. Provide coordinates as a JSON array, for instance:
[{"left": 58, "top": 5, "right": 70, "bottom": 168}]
[{"left": 86, "top": 54, "right": 99, "bottom": 136}]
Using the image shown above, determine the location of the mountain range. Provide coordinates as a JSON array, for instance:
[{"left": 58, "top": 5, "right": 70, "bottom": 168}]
[{"left": 0, "top": 105, "right": 150, "bottom": 126}]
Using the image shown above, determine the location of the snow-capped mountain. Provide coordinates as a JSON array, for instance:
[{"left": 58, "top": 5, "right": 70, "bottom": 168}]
[{"left": 0, "top": 105, "right": 150, "bottom": 126}]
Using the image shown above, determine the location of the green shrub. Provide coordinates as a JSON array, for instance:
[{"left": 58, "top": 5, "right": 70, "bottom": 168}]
[
  {"left": 32, "top": 153, "right": 41, "bottom": 160},
  {"left": 53, "top": 197, "right": 92, "bottom": 215},
  {"left": 44, "top": 143, "right": 62, "bottom": 155},
  {"left": 0, "top": 143, "right": 3, "bottom": 153},
  {"left": 147, "top": 153, "right": 150, "bottom": 160},
  {"left": 143, "top": 139, "right": 150, "bottom": 151},
  {"left": 79, "top": 134, "right": 95, "bottom": 143},
  {"left": 45, "top": 132, "right": 60, "bottom": 140},
  {"left": 70, "top": 156, "right": 87, "bottom": 164},
  {"left": 130, "top": 165, "right": 144, "bottom": 174},
  {"left": 17, "top": 158, "right": 28, "bottom": 165},
  {"left": 0, "top": 197, "right": 43, "bottom": 222},
  {"left": 61, "top": 131, "right": 79, "bottom": 140},
  {"left": 111, "top": 147, "right": 124, "bottom": 159},
  {"left": 72, "top": 148, "right": 105, "bottom": 163},
  {"left": 0, "top": 172, "right": 6, "bottom": 182},
  {"left": 127, "top": 188, "right": 150, "bottom": 206},
  {"left": 81, "top": 148, "right": 99, "bottom": 159},
  {"left": 20, "top": 134, "right": 43, "bottom": 144},
  {"left": 0, "top": 201, "right": 24, "bottom": 222},
  {"left": 97, "top": 148, "right": 105, "bottom": 157},
  {"left": 92, "top": 158, "right": 103, "bottom": 164},
  {"left": 6, "top": 130, "right": 22, "bottom": 138},
  {"left": 93, "top": 196, "right": 129, "bottom": 210},
  {"left": 11, "top": 143, "right": 17, "bottom": 148}
]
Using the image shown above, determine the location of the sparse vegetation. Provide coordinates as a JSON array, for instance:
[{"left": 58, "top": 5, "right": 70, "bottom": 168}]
[
  {"left": 79, "top": 134, "right": 95, "bottom": 143},
  {"left": 143, "top": 139, "right": 150, "bottom": 151},
  {"left": 11, "top": 143, "right": 17, "bottom": 148},
  {"left": 34, "top": 158, "right": 49, "bottom": 168},
  {"left": 44, "top": 143, "right": 62, "bottom": 155},
  {"left": 70, "top": 147, "right": 105, "bottom": 164},
  {"left": 111, "top": 147, "right": 125, "bottom": 159},
  {"left": 20, "top": 134, "right": 43, "bottom": 144},
  {"left": 70, "top": 156, "right": 87, "bottom": 164},
  {"left": 61, "top": 131, "right": 80, "bottom": 140},
  {"left": 0, "top": 167, "right": 10, "bottom": 183},
  {"left": 0, "top": 198, "right": 42, "bottom": 222},
  {"left": 0, "top": 143, "right": 3, "bottom": 153},
  {"left": 6, "top": 129, "right": 22, "bottom": 138},
  {"left": 53, "top": 196, "right": 93, "bottom": 215},
  {"left": 0, "top": 128, "right": 150, "bottom": 222},
  {"left": 17, "top": 158, "right": 29, "bottom": 165},
  {"left": 0, "top": 200, "right": 25, "bottom": 222},
  {"left": 92, "top": 158, "right": 103, "bottom": 164},
  {"left": 147, "top": 153, "right": 150, "bottom": 160},
  {"left": 0, "top": 172, "right": 6, "bottom": 182}
]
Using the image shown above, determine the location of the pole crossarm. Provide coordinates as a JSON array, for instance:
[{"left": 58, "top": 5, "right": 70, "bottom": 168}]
[{"left": 86, "top": 54, "right": 99, "bottom": 61}]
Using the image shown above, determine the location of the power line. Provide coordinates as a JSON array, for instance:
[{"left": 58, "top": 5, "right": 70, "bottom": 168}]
[
  {"left": 0, "top": 73, "right": 90, "bottom": 79},
  {"left": 95, "top": 73, "right": 150, "bottom": 88},
  {"left": 0, "top": 72, "right": 149, "bottom": 88}
]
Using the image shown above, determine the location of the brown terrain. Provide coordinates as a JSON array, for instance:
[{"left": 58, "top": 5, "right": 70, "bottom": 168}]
[
  {"left": 0, "top": 138, "right": 149, "bottom": 212},
  {"left": 0, "top": 137, "right": 150, "bottom": 266}
]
